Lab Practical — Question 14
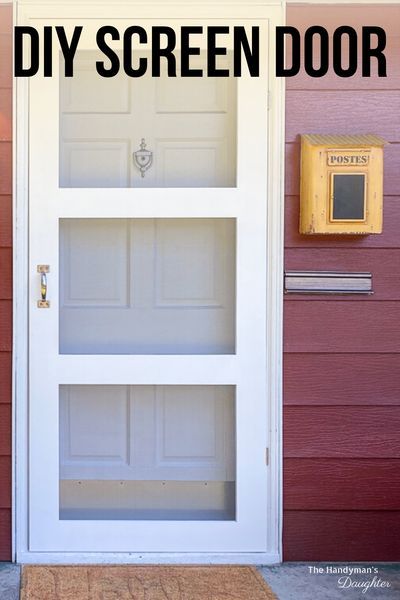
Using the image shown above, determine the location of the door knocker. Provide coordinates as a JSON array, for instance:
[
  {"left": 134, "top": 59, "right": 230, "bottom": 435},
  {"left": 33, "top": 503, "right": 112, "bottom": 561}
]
[{"left": 133, "top": 138, "right": 153, "bottom": 178}]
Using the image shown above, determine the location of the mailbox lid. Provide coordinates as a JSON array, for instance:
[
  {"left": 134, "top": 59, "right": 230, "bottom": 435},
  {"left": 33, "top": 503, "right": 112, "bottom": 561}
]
[{"left": 301, "top": 134, "right": 387, "bottom": 148}]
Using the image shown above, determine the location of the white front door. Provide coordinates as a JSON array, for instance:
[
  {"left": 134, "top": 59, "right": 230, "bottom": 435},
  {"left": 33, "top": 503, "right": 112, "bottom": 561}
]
[{"left": 28, "top": 10, "right": 272, "bottom": 554}]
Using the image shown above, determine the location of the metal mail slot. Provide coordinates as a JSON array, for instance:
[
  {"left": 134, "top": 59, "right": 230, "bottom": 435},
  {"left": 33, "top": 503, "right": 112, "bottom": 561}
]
[{"left": 285, "top": 271, "right": 373, "bottom": 294}]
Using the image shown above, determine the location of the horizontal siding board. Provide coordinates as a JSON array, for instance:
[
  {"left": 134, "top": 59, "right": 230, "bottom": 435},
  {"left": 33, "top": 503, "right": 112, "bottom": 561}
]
[
  {"left": 285, "top": 142, "right": 400, "bottom": 197},
  {"left": 0, "top": 300, "right": 11, "bottom": 351},
  {"left": 284, "top": 407, "right": 400, "bottom": 458},
  {"left": 283, "top": 510, "right": 400, "bottom": 561},
  {"left": 0, "top": 353, "right": 11, "bottom": 404},
  {"left": 288, "top": 5, "right": 400, "bottom": 31},
  {"left": 286, "top": 91, "right": 400, "bottom": 143},
  {"left": 285, "top": 143, "right": 300, "bottom": 197},
  {"left": 0, "top": 6, "right": 12, "bottom": 36},
  {"left": 0, "top": 195, "right": 12, "bottom": 248},
  {"left": 286, "top": 36, "right": 400, "bottom": 92},
  {"left": 0, "top": 248, "right": 12, "bottom": 299},
  {"left": 284, "top": 301, "right": 400, "bottom": 353},
  {"left": 285, "top": 249, "right": 400, "bottom": 301},
  {"left": 0, "top": 456, "right": 10, "bottom": 508},
  {"left": 0, "top": 142, "right": 11, "bottom": 195},
  {"left": 0, "top": 34, "right": 12, "bottom": 89},
  {"left": 286, "top": 5, "right": 400, "bottom": 92},
  {"left": 284, "top": 353, "right": 400, "bottom": 406},
  {"left": 0, "top": 92, "right": 11, "bottom": 141},
  {"left": 284, "top": 458, "right": 400, "bottom": 510},
  {"left": 0, "top": 403, "right": 11, "bottom": 455},
  {"left": 0, "top": 509, "right": 11, "bottom": 561},
  {"left": 285, "top": 196, "right": 400, "bottom": 249}
]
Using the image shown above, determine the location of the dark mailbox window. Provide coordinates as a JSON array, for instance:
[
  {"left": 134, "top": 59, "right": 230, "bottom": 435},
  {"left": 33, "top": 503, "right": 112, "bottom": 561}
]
[{"left": 331, "top": 173, "right": 366, "bottom": 221}]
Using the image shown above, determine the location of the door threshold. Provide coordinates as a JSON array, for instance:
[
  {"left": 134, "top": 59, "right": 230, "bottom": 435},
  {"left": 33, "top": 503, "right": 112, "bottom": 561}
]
[{"left": 16, "top": 551, "right": 281, "bottom": 565}]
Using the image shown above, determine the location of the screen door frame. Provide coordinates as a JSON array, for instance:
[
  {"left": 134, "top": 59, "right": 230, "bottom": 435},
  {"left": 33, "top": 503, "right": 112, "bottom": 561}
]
[{"left": 14, "top": 0, "right": 285, "bottom": 564}]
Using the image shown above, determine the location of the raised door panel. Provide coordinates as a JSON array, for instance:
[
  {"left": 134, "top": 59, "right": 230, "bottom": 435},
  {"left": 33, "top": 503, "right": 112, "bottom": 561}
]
[
  {"left": 59, "top": 218, "right": 236, "bottom": 354},
  {"left": 60, "top": 385, "right": 235, "bottom": 481},
  {"left": 60, "top": 53, "right": 133, "bottom": 188},
  {"left": 60, "top": 386, "right": 130, "bottom": 467},
  {"left": 59, "top": 385, "right": 236, "bottom": 522},
  {"left": 59, "top": 52, "right": 236, "bottom": 188},
  {"left": 60, "top": 219, "right": 129, "bottom": 307}
]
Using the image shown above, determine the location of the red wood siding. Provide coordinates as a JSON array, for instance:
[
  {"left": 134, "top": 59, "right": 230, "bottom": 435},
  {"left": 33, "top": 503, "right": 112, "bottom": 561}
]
[
  {"left": 284, "top": 5, "right": 400, "bottom": 561},
  {"left": 285, "top": 249, "right": 400, "bottom": 300},
  {"left": 284, "top": 354, "right": 400, "bottom": 406},
  {"left": 284, "top": 302, "right": 400, "bottom": 353},
  {"left": 0, "top": 3, "right": 12, "bottom": 561},
  {"left": 284, "top": 407, "right": 400, "bottom": 458},
  {"left": 285, "top": 459, "right": 400, "bottom": 510},
  {"left": 284, "top": 511, "right": 400, "bottom": 562},
  {"left": 286, "top": 92, "right": 400, "bottom": 143}
]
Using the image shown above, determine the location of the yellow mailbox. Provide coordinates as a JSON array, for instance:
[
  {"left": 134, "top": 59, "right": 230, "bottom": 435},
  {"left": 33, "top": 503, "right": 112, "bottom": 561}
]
[{"left": 300, "top": 134, "right": 386, "bottom": 234}]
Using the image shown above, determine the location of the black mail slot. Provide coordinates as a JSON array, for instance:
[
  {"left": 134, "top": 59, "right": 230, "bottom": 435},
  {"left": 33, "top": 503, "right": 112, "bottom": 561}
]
[{"left": 331, "top": 173, "right": 366, "bottom": 221}]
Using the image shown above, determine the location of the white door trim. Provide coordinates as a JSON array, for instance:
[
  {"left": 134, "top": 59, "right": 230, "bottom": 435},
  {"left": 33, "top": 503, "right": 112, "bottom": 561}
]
[{"left": 13, "top": 0, "right": 284, "bottom": 564}]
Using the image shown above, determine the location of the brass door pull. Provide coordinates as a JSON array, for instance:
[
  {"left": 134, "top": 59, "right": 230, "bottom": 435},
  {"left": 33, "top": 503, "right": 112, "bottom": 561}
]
[
  {"left": 40, "top": 273, "right": 47, "bottom": 300},
  {"left": 37, "top": 265, "right": 50, "bottom": 308}
]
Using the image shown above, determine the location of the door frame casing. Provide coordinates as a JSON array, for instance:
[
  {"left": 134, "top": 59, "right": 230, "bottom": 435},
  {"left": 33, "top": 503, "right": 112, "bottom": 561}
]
[{"left": 13, "top": 0, "right": 285, "bottom": 564}]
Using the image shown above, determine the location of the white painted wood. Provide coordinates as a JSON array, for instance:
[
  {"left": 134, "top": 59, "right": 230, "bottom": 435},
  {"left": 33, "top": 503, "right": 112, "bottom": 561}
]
[
  {"left": 54, "top": 355, "right": 238, "bottom": 384},
  {"left": 17, "top": 1, "right": 283, "bottom": 12},
  {"left": 15, "top": 0, "right": 284, "bottom": 563},
  {"left": 10, "top": 0, "right": 400, "bottom": 10},
  {"left": 28, "top": 14, "right": 270, "bottom": 553},
  {"left": 17, "top": 550, "right": 281, "bottom": 565},
  {"left": 287, "top": 0, "right": 400, "bottom": 4},
  {"left": 264, "top": 13, "right": 285, "bottom": 562}
]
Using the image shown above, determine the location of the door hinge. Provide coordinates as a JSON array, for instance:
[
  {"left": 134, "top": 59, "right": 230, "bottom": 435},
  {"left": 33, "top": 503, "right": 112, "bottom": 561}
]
[
  {"left": 267, "top": 91, "right": 271, "bottom": 111},
  {"left": 265, "top": 447, "right": 269, "bottom": 466}
]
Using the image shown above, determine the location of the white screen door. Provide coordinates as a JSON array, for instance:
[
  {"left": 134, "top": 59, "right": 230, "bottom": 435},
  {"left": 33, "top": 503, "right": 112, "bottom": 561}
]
[{"left": 28, "top": 15, "right": 270, "bottom": 553}]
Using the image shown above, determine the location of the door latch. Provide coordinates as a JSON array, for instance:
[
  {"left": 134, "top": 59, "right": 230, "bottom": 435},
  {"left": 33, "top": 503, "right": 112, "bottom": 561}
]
[{"left": 37, "top": 265, "right": 50, "bottom": 308}]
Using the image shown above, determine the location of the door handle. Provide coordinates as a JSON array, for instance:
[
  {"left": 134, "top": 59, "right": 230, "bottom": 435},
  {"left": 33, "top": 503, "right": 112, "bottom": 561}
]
[
  {"left": 40, "top": 273, "right": 47, "bottom": 301},
  {"left": 37, "top": 265, "right": 50, "bottom": 308}
]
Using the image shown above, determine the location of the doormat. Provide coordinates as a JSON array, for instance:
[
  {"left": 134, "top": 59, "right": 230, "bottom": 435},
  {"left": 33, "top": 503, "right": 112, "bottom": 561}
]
[{"left": 21, "top": 565, "right": 277, "bottom": 599}]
